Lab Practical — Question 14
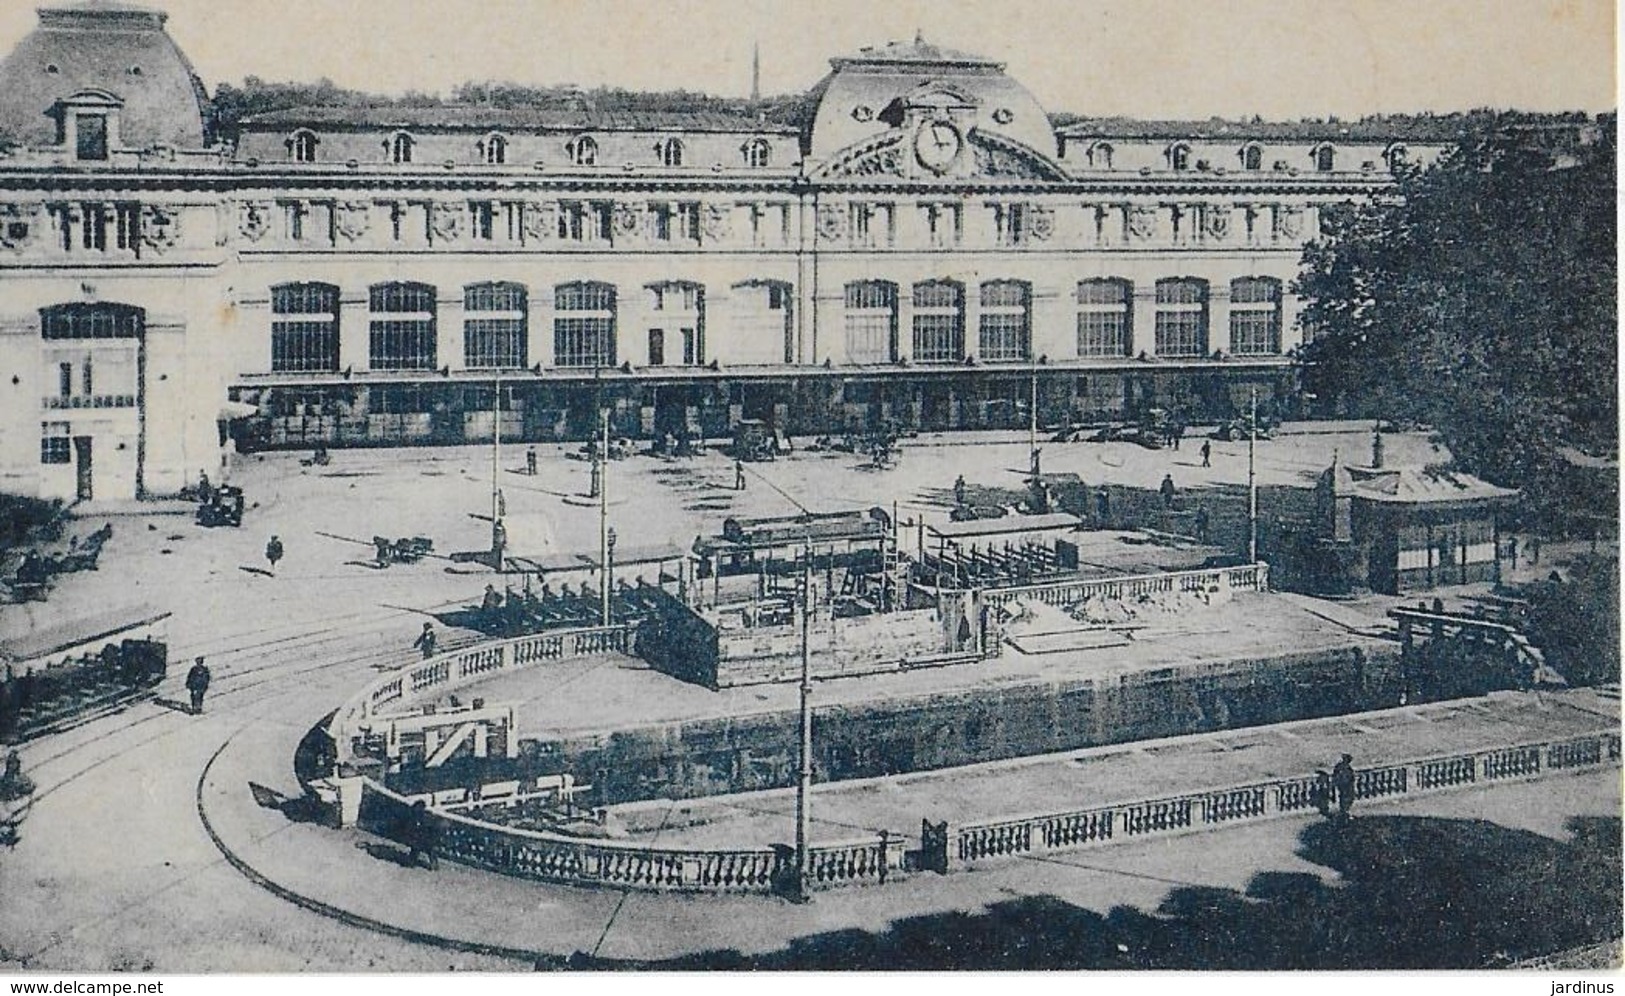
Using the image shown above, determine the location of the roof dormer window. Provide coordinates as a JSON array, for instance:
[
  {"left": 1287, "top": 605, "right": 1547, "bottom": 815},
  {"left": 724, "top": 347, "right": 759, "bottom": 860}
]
[
  {"left": 1168, "top": 142, "right": 1192, "bottom": 171},
  {"left": 388, "top": 131, "right": 415, "bottom": 164},
  {"left": 1384, "top": 143, "right": 1409, "bottom": 172},
  {"left": 52, "top": 89, "right": 123, "bottom": 162},
  {"left": 567, "top": 134, "right": 598, "bottom": 166},
  {"left": 742, "top": 138, "right": 770, "bottom": 168},
  {"left": 656, "top": 137, "right": 684, "bottom": 168},
  {"left": 288, "top": 129, "right": 318, "bottom": 163},
  {"left": 479, "top": 133, "right": 507, "bottom": 165},
  {"left": 1086, "top": 141, "right": 1114, "bottom": 169},
  {"left": 76, "top": 114, "right": 108, "bottom": 160},
  {"left": 1312, "top": 143, "right": 1336, "bottom": 172},
  {"left": 1240, "top": 142, "right": 1264, "bottom": 171}
]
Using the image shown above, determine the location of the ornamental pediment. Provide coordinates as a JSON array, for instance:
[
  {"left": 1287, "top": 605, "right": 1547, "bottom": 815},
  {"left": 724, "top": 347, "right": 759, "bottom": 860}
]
[{"left": 814, "top": 127, "right": 1068, "bottom": 183}]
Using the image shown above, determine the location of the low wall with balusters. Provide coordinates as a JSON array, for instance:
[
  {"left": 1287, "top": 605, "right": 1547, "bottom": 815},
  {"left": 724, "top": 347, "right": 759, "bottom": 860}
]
[
  {"left": 945, "top": 729, "right": 1621, "bottom": 871},
  {"left": 980, "top": 562, "right": 1271, "bottom": 610}
]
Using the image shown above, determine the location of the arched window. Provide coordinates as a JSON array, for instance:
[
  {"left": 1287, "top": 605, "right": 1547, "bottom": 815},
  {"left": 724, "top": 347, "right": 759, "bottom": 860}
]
[
  {"left": 1240, "top": 143, "right": 1263, "bottom": 171},
  {"left": 978, "top": 281, "right": 1031, "bottom": 362},
  {"left": 1384, "top": 143, "right": 1409, "bottom": 172},
  {"left": 1087, "top": 142, "right": 1113, "bottom": 169},
  {"left": 1228, "top": 277, "right": 1281, "bottom": 355},
  {"left": 1168, "top": 142, "right": 1192, "bottom": 171},
  {"left": 553, "top": 281, "right": 616, "bottom": 367},
  {"left": 270, "top": 282, "right": 339, "bottom": 372},
  {"left": 912, "top": 280, "right": 964, "bottom": 364},
  {"left": 1154, "top": 278, "right": 1208, "bottom": 357},
  {"left": 480, "top": 133, "right": 508, "bottom": 165},
  {"left": 40, "top": 302, "right": 144, "bottom": 340},
  {"left": 1312, "top": 143, "right": 1336, "bottom": 172},
  {"left": 742, "top": 138, "right": 771, "bottom": 168},
  {"left": 288, "top": 129, "right": 319, "bottom": 164},
  {"left": 388, "top": 132, "right": 415, "bottom": 164},
  {"left": 843, "top": 280, "right": 897, "bottom": 364},
  {"left": 567, "top": 135, "right": 598, "bottom": 166},
  {"left": 656, "top": 137, "right": 685, "bottom": 168},
  {"left": 464, "top": 281, "right": 527, "bottom": 368},
  {"left": 368, "top": 281, "right": 436, "bottom": 369},
  {"left": 1076, "top": 279, "right": 1132, "bottom": 357},
  {"left": 646, "top": 281, "right": 704, "bottom": 365}
]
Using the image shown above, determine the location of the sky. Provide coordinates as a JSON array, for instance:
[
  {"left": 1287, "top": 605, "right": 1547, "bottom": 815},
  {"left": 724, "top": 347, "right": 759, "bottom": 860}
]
[{"left": 0, "top": 0, "right": 1614, "bottom": 120}]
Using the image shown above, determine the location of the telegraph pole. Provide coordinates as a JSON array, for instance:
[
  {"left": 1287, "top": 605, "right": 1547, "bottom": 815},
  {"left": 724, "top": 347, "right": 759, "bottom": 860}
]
[
  {"left": 1028, "top": 356, "right": 1039, "bottom": 482},
  {"left": 599, "top": 407, "right": 611, "bottom": 626},
  {"left": 1248, "top": 386, "right": 1258, "bottom": 563},
  {"left": 793, "top": 541, "right": 814, "bottom": 902}
]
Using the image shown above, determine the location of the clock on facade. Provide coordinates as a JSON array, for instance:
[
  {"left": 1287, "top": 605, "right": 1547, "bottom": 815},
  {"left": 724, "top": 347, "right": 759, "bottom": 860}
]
[{"left": 914, "top": 119, "right": 962, "bottom": 173}]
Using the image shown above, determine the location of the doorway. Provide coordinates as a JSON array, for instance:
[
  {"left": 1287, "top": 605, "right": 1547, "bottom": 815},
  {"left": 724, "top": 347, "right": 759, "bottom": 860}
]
[{"left": 73, "top": 436, "right": 93, "bottom": 500}]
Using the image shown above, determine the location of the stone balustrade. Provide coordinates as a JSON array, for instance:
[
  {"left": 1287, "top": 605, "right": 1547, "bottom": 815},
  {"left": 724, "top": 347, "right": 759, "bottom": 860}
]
[{"left": 981, "top": 562, "right": 1270, "bottom": 609}]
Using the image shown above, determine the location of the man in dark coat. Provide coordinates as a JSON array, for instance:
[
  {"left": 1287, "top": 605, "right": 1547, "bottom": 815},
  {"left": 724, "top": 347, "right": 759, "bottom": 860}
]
[
  {"left": 412, "top": 623, "right": 437, "bottom": 660},
  {"left": 265, "top": 535, "right": 284, "bottom": 574},
  {"left": 1331, "top": 753, "right": 1357, "bottom": 819},
  {"left": 185, "top": 657, "right": 211, "bottom": 715}
]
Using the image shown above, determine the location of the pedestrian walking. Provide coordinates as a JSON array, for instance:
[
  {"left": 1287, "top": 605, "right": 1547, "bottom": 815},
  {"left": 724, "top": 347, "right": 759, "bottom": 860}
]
[
  {"left": 412, "top": 622, "right": 437, "bottom": 660},
  {"left": 1530, "top": 534, "right": 1541, "bottom": 565},
  {"left": 1331, "top": 753, "right": 1356, "bottom": 819},
  {"left": 1095, "top": 485, "right": 1111, "bottom": 522},
  {"left": 1507, "top": 535, "right": 1519, "bottom": 570},
  {"left": 525, "top": 446, "right": 538, "bottom": 476},
  {"left": 185, "top": 656, "right": 211, "bottom": 715},
  {"left": 1200, "top": 439, "right": 1212, "bottom": 468},
  {"left": 1173, "top": 419, "right": 1186, "bottom": 451},
  {"left": 953, "top": 474, "right": 967, "bottom": 506},
  {"left": 264, "top": 535, "right": 284, "bottom": 574},
  {"left": 1160, "top": 473, "right": 1177, "bottom": 509},
  {"left": 734, "top": 459, "right": 746, "bottom": 491}
]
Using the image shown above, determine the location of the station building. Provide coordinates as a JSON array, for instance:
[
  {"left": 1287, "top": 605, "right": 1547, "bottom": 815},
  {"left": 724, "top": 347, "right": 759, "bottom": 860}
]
[{"left": 0, "top": 2, "right": 1456, "bottom": 501}]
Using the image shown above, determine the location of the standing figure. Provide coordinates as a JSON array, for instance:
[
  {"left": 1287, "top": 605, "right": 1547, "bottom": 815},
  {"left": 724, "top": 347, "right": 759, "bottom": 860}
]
[
  {"left": 185, "top": 657, "right": 212, "bottom": 715},
  {"left": 1331, "top": 753, "right": 1357, "bottom": 819},
  {"left": 412, "top": 622, "right": 437, "bottom": 660},
  {"left": 1506, "top": 535, "right": 1519, "bottom": 571},
  {"left": 264, "top": 535, "right": 284, "bottom": 574},
  {"left": 525, "top": 446, "right": 538, "bottom": 476},
  {"left": 1095, "top": 485, "right": 1111, "bottom": 522},
  {"left": 197, "top": 471, "right": 213, "bottom": 503},
  {"left": 953, "top": 474, "right": 967, "bottom": 507},
  {"left": 1160, "top": 474, "right": 1177, "bottom": 509},
  {"left": 1194, "top": 507, "right": 1210, "bottom": 544},
  {"left": 734, "top": 459, "right": 747, "bottom": 491},
  {"left": 406, "top": 800, "right": 439, "bottom": 870},
  {"left": 1200, "top": 439, "right": 1212, "bottom": 468}
]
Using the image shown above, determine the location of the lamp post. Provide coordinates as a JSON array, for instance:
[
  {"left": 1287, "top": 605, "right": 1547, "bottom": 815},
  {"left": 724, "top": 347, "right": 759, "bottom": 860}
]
[
  {"left": 599, "top": 408, "right": 611, "bottom": 626},
  {"left": 1248, "top": 385, "right": 1258, "bottom": 564},
  {"left": 1028, "top": 353, "right": 1040, "bottom": 483},
  {"left": 793, "top": 539, "right": 814, "bottom": 902},
  {"left": 604, "top": 526, "right": 617, "bottom": 626},
  {"left": 491, "top": 370, "right": 506, "bottom": 568}
]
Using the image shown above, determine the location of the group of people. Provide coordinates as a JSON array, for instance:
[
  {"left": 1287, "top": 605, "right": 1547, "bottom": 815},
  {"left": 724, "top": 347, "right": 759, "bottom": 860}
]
[{"left": 1314, "top": 754, "right": 1359, "bottom": 820}]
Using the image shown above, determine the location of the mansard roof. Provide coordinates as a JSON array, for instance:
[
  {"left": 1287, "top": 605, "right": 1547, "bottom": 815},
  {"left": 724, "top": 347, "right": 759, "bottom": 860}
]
[
  {"left": 0, "top": 0, "right": 208, "bottom": 149},
  {"left": 1056, "top": 115, "right": 1478, "bottom": 144},
  {"left": 239, "top": 104, "right": 799, "bottom": 135}
]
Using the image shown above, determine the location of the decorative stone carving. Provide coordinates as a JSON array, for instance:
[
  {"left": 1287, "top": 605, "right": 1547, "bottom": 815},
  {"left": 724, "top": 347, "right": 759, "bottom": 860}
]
[
  {"left": 991, "top": 107, "right": 1015, "bottom": 125},
  {"left": 239, "top": 200, "right": 273, "bottom": 242},
  {"left": 334, "top": 200, "right": 372, "bottom": 243},
  {"left": 612, "top": 202, "right": 643, "bottom": 239},
  {"left": 140, "top": 204, "right": 180, "bottom": 251},
  {"left": 1277, "top": 205, "right": 1305, "bottom": 240},
  {"left": 825, "top": 139, "right": 905, "bottom": 178},
  {"left": 702, "top": 203, "right": 732, "bottom": 242},
  {"left": 1025, "top": 205, "right": 1055, "bottom": 242},
  {"left": 429, "top": 201, "right": 464, "bottom": 242},
  {"left": 0, "top": 203, "right": 42, "bottom": 250},
  {"left": 1203, "top": 205, "right": 1233, "bottom": 242},
  {"left": 522, "top": 200, "right": 557, "bottom": 241},
  {"left": 816, "top": 204, "right": 848, "bottom": 242},
  {"left": 1127, "top": 205, "right": 1159, "bottom": 241},
  {"left": 969, "top": 135, "right": 1065, "bottom": 181}
]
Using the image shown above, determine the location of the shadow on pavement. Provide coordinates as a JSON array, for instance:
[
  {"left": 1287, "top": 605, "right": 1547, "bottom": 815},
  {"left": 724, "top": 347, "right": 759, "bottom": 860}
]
[{"left": 563, "top": 814, "right": 1621, "bottom": 971}]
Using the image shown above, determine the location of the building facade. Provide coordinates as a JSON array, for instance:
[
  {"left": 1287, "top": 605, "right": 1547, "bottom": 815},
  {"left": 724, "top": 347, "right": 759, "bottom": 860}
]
[{"left": 0, "top": 4, "right": 1452, "bottom": 501}]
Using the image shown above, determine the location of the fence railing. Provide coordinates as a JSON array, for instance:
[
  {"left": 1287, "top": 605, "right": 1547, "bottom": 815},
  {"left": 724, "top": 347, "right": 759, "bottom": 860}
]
[
  {"left": 980, "top": 562, "right": 1270, "bottom": 609},
  {"left": 941, "top": 729, "right": 1619, "bottom": 872},
  {"left": 331, "top": 624, "right": 633, "bottom": 761}
]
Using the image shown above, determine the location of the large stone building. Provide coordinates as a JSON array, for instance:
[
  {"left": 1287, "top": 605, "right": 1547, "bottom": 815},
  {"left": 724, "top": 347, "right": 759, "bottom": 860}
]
[{"left": 0, "top": 2, "right": 1455, "bottom": 502}]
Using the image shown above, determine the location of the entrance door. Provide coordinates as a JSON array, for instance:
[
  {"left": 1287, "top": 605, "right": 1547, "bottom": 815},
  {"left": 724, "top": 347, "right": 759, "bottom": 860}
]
[{"left": 73, "top": 436, "right": 93, "bottom": 500}]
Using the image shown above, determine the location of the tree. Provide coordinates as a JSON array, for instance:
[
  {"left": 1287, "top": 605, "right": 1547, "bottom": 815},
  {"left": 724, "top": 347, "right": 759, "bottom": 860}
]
[{"left": 1295, "top": 114, "right": 1617, "bottom": 505}]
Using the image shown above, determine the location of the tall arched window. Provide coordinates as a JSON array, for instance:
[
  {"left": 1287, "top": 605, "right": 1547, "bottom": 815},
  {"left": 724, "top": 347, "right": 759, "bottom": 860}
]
[
  {"left": 567, "top": 135, "right": 598, "bottom": 166},
  {"left": 1384, "top": 143, "right": 1409, "bottom": 173},
  {"left": 1168, "top": 142, "right": 1193, "bottom": 171},
  {"left": 464, "top": 281, "right": 527, "bottom": 368},
  {"left": 368, "top": 281, "right": 436, "bottom": 369},
  {"left": 656, "top": 137, "right": 685, "bottom": 167},
  {"left": 1312, "top": 143, "right": 1336, "bottom": 172},
  {"left": 553, "top": 281, "right": 616, "bottom": 367},
  {"left": 978, "top": 280, "right": 1031, "bottom": 362},
  {"left": 1154, "top": 278, "right": 1208, "bottom": 357},
  {"left": 1076, "top": 279, "right": 1132, "bottom": 357},
  {"left": 1240, "top": 143, "right": 1263, "bottom": 171},
  {"left": 388, "top": 132, "right": 415, "bottom": 164},
  {"left": 843, "top": 280, "right": 897, "bottom": 364},
  {"left": 912, "top": 279, "right": 964, "bottom": 364},
  {"left": 646, "top": 281, "right": 704, "bottom": 365},
  {"left": 288, "top": 129, "right": 319, "bottom": 163},
  {"left": 1228, "top": 277, "right": 1282, "bottom": 355},
  {"left": 742, "top": 138, "right": 771, "bottom": 168},
  {"left": 1087, "top": 142, "right": 1113, "bottom": 169},
  {"left": 480, "top": 133, "right": 508, "bottom": 165},
  {"left": 271, "top": 282, "right": 340, "bottom": 372}
]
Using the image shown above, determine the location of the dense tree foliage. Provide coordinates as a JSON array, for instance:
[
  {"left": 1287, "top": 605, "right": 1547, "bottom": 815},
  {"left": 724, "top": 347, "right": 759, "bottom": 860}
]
[{"left": 1295, "top": 115, "right": 1617, "bottom": 500}]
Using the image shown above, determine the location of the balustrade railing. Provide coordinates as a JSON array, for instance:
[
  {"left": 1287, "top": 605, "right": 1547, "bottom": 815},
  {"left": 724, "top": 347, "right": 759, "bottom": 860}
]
[
  {"left": 982, "top": 563, "right": 1269, "bottom": 609},
  {"left": 1482, "top": 745, "right": 1542, "bottom": 780},
  {"left": 1415, "top": 755, "right": 1476, "bottom": 791},
  {"left": 1355, "top": 765, "right": 1408, "bottom": 800}
]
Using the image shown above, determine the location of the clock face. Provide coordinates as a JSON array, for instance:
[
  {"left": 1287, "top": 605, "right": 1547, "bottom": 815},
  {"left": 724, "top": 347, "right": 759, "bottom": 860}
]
[{"left": 915, "top": 120, "right": 962, "bottom": 173}]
